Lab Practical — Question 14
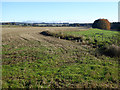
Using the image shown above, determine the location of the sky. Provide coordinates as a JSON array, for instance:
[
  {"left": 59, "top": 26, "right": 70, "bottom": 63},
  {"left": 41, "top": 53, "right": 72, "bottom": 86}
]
[{"left": 2, "top": 2, "right": 119, "bottom": 23}]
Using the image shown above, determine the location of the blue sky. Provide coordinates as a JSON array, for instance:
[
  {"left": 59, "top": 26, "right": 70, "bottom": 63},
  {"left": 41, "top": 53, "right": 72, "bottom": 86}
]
[{"left": 2, "top": 2, "right": 118, "bottom": 23}]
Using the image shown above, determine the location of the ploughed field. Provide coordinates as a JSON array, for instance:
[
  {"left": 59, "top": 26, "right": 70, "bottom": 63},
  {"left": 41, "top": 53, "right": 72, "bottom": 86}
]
[{"left": 2, "top": 27, "right": 119, "bottom": 88}]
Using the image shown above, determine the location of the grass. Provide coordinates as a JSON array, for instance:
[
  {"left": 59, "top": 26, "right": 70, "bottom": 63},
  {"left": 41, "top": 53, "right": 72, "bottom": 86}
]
[
  {"left": 41, "top": 29, "right": 120, "bottom": 56},
  {"left": 2, "top": 28, "right": 119, "bottom": 88},
  {"left": 50, "top": 28, "right": 119, "bottom": 44},
  {"left": 65, "top": 29, "right": 119, "bottom": 44}
]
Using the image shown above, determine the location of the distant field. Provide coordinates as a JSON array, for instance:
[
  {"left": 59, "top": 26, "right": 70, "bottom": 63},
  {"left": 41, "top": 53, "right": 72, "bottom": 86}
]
[{"left": 2, "top": 27, "right": 119, "bottom": 88}]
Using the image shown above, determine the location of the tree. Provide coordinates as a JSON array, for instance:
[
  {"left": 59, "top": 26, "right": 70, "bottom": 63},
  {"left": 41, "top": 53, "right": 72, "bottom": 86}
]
[{"left": 92, "top": 19, "right": 111, "bottom": 30}]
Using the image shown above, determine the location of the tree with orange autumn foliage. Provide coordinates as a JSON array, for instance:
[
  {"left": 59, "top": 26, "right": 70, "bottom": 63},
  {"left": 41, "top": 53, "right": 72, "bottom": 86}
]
[{"left": 92, "top": 19, "right": 111, "bottom": 30}]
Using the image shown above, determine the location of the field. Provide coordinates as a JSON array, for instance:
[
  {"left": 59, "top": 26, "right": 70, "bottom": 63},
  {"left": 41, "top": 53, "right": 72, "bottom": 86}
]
[{"left": 2, "top": 27, "right": 119, "bottom": 88}]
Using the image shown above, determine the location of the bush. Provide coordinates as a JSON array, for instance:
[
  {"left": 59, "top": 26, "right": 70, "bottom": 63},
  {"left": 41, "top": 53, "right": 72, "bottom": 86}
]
[
  {"left": 40, "top": 31, "right": 53, "bottom": 36},
  {"left": 92, "top": 19, "right": 111, "bottom": 30},
  {"left": 98, "top": 44, "right": 120, "bottom": 57}
]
